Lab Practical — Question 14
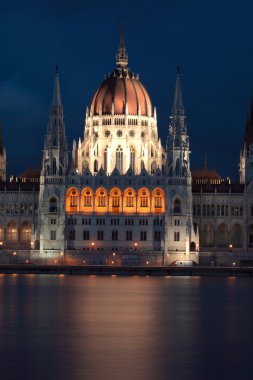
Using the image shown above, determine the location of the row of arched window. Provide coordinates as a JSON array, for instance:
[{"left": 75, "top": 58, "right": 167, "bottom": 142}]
[
  {"left": 0, "top": 221, "right": 32, "bottom": 242},
  {"left": 65, "top": 187, "right": 165, "bottom": 214}
]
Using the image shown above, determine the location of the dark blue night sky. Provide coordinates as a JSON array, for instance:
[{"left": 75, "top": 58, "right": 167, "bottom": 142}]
[{"left": 0, "top": 0, "right": 253, "bottom": 180}]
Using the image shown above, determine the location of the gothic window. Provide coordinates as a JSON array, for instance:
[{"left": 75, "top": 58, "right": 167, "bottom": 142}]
[
  {"left": 98, "top": 191, "right": 106, "bottom": 207},
  {"left": 140, "top": 231, "right": 147, "bottom": 241},
  {"left": 83, "top": 230, "right": 90, "bottom": 240},
  {"left": 6, "top": 222, "right": 18, "bottom": 241},
  {"left": 154, "top": 191, "right": 162, "bottom": 208},
  {"left": 94, "top": 159, "right": 98, "bottom": 173},
  {"left": 140, "top": 191, "right": 148, "bottom": 207},
  {"left": 117, "top": 130, "right": 123, "bottom": 137},
  {"left": 175, "top": 158, "right": 180, "bottom": 176},
  {"left": 130, "top": 147, "right": 135, "bottom": 171},
  {"left": 154, "top": 231, "right": 161, "bottom": 241},
  {"left": 97, "top": 231, "right": 104, "bottom": 240},
  {"left": 173, "top": 199, "right": 181, "bottom": 214},
  {"left": 112, "top": 230, "right": 118, "bottom": 241},
  {"left": 126, "top": 230, "right": 132, "bottom": 241},
  {"left": 126, "top": 191, "right": 134, "bottom": 207},
  {"left": 70, "top": 191, "right": 78, "bottom": 207},
  {"left": 20, "top": 222, "right": 31, "bottom": 241},
  {"left": 116, "top": 146, "right": 123, "bottom": 174},
  {"left": 112, "top": 191, "right": 120, "bottom": 208},
  {"left": 84, "top": 191, "right": 92, "bottom": 207},
  {"left": 50, "top": 231, "right": 56, "bottom": 240},
  {"left": 49, "top": 197, "right": 57, "bottom": 213},
  {"left": 52, "top": 157, "right": 57, "bottom": 175},
  {"left": 174, "top": 232, "right": 180, "bottom": 241}
]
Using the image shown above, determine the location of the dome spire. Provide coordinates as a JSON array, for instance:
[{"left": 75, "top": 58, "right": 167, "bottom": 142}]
[{"left": 116, "top": 22, "right": 128, "bottom": 68}]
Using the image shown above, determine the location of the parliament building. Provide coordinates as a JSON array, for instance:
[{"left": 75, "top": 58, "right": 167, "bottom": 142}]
[{"left": 0, "top": 30, "right": 252, "bottom": 266}]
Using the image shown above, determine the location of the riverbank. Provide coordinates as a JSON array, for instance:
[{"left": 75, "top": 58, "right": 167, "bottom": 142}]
[{"left": 0, "top": 264, "right": 253, "bottom": 277}]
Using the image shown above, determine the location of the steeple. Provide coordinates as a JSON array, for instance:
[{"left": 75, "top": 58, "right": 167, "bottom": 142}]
[
  {"left": 42, "top": 66, "right": 68, "bottom": 177},
  {"left": 170, "top": 67, "right": 187, "bottom": 135},
  {"left": 172, "top": 66, "right": 184, "bottom": 117},
  {"left": 116, "top": 22, "right": 128, "bottom": 69},
  {"left": 51, "top": 65, "right": 63, "bottom": 115}
]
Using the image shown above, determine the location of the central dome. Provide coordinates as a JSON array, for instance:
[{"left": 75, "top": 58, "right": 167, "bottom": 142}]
[{"left": 90, "top": 69, "right": 152, "bottom": 117}]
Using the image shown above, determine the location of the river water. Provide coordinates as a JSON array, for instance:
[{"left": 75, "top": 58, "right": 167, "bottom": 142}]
[{"left": 0, "top": 274, "right": 252, "bottom": 380}]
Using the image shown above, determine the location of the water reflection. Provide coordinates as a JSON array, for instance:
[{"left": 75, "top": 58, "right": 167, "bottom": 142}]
[{"left": 0, "top": 275, "right": 252, "bottom": 380}]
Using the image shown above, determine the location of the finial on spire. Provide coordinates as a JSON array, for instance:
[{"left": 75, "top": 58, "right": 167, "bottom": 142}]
[{"left": 116, "top": 22, "right": 128, "bottom": 68}]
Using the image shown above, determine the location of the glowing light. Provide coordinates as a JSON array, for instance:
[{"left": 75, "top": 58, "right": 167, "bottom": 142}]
[
  {"left": 0, "top": 241, "right": 3, "bottom": 246},
  {"left": 91, "top": 242, "right": 94, "bottom": 246},
  {"left": 13, "top": 251, "right": 17, "bottom": 256},
  {"left": 60, "top": 251, "right": 64, "bottom": 256},
  {"left": 25, "top": 260, "right": 29, "bottom": 263},
  {"left": 111, "top": 261, "right": 114, "bottom": 264},
  {"left": 146, "top": 261, "right": 149, "bottom": 265},
  {"left": 233, "top": 262, "right": 236, "bottom": 266},
  {"left": 112, "top": 252, "right": 116, "bottom": 256},
  {"left": 134, "top": 243, "right": 138, "bottom": 247},
  {"left": 83, "top": 260, "right": 86, "bottom": 264}
]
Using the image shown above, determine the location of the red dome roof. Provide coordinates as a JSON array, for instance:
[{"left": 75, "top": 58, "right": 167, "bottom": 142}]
[{"left": 90, "top": 69, "right": 152, "bottom": 117}]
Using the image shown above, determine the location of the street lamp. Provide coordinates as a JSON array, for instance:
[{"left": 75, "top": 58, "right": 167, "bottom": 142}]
[
  {"left": 91, "top": 242, "right": 94, "bottom": 251},
  {"left": 134, "top": 242, "right": 138, "bottom": 251},
  {"left": 229, "top": 244, "right": 233, "bottom": 252}
]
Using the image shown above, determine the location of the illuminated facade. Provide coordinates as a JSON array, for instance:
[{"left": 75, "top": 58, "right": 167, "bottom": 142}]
[{"left": 2, "top": 29, "right": 253, "bottom": 266}]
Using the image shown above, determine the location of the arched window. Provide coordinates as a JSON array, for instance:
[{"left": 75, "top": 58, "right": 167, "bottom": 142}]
[
  {"left": 20, "top": 222, "right": 31, "bottom": 242},
  {"left": 175, "top": 158, "right": 180, "bottom": 176},
  {"left": 84, "top": 190, "right": 92, "bottom": 207},
  {"left": 140, "top": 191, "right": 148, "bottom": 207},
  {"left": 6, "top": 222, "right": 18, "bottom": 241},
  {"left": 98, "top": 191, "right": 106, "bottom": 207},
  {"left": 94, "top": 159, "right": 98, "bottom": 173},
  {"left": 126, "top": 191, "right": 134, "bottom": 207},
  {"left": 154, "top": 191, "right": 162, "bottom": 208},
  {"left": 49, "top": 197, "right": 57, "bottom": 213},
  {"left": 52, "top": 157, "right": 57, "bottom": 175},
  {"left": 116, "top": 146, "right": 123, "bottom": 174},
  {"left": 173, "top": 199, "right": 181, "bottom": 213},
  {"left": 130, "top": 147, "right": 135, "bottom": 171},
  {"left": 112, "top": 230, "right": 118, "bottom": 241},
  {"left": 70, "top": 190, "right": 78, "bottom": 207},
  {"left": 112, "top": 190, "right": 120, "bottom": 207},
  {"left": 104, "top": 147, "right": 108, "bottom": 174}
]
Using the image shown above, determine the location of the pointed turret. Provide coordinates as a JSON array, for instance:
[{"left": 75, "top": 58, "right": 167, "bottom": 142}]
[{"left": 116, "top": 22, "right": 128, "bottom": 68}]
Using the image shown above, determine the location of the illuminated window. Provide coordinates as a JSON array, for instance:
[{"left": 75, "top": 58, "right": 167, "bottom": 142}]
[
  {"left": 154, "top": 191, "right": 162, "bottom": 208},
  {"left": 84, "top": 191, "right": 92, "bottom": 207},
  {"left": 70, "top": 191, "right": 78, "bottom": 207},
  {"left": 112, "top": 191, "right": 120, "bottom": 207},
  {"left": 140, "top": 191, "right": 148, "bottom": 207},
  {"left": 6, "top": 222, "right": 18, "bottom": 241},
  {"left": 98, "top": 191, "right": 106, "bottom": 207},
  {"left": 126, "top": 191, "right": 134, "bottom": 207}
]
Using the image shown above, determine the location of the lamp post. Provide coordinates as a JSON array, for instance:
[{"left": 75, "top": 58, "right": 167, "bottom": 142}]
[
  {"left": 91, "top": 242, "right": 94, "bottom": 251},
  {"left": 60, "top": 251, "right": 64, "bottom": 265}
]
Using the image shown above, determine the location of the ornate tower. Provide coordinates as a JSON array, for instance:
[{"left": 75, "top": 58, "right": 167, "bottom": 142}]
[
  {"left": 164, "top": 68, "right": 199, "bottom": 264},
  {"left": 239, "top": 101, "right": 253, "bottom": 184},
  {"left": 0, "top": 129, "right": 6, "bottom": 182},
  {"left": 35, "top": 66, "right": 68, "bottom": 256}
]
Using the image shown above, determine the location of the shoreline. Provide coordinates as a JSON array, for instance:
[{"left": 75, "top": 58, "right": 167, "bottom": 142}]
[{"left": 0, "top": 264, "right": 253, "bottom": 277}]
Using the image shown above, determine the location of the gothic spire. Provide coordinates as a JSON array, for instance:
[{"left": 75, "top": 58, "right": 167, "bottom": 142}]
[
  {"left": 51, "top": 65, "right": 62, "bottom": 114},
  {"left": 172, "top": 66, "right": 184, "bottom": 116},
  {"left": 116, "top": 22, "right": 128, "bottom": 68}
]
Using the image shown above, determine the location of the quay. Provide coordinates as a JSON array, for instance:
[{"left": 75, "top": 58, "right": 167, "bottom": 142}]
[{"left": 0, "top": 264, "right": 253, "bottom": 277}]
